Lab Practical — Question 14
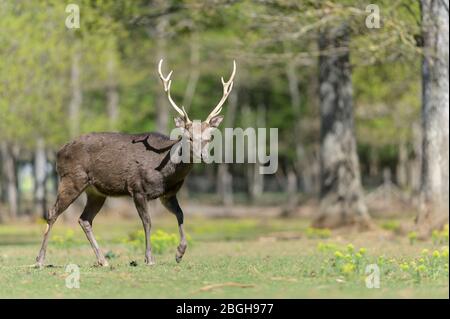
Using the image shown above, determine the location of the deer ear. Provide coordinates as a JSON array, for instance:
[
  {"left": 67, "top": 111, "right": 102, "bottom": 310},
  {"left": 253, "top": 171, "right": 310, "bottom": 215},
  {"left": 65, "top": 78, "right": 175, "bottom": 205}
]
[
  {"left": 174, "top": 117, "right": 185, "bottom": 128},
  {"left": 209, "top": 115, "right": 224, "bottom": 128}
]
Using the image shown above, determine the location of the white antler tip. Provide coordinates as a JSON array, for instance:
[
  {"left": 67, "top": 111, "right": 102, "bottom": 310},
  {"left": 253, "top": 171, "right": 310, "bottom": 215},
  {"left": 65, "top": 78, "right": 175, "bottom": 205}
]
[
  {"left": 228, "top": 81, "right": 234, "bottom": 92},
  {"left": 157, "top": 59, "right": 190, "bottom": 121},
  {"left": 205, "top": 60, "right": 237, "bottom": 122}
]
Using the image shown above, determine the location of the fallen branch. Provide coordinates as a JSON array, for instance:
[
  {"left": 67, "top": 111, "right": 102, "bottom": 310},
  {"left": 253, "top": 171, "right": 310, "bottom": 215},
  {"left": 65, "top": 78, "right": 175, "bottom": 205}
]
[{"left": 196, "top": 282, "right": 255, "bottom": 293}]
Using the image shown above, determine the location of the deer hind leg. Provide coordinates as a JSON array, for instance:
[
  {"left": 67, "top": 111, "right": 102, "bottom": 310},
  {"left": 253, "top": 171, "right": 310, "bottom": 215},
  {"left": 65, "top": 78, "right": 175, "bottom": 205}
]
[
  {"left": 78, "top": 191, "right": 108, "bottom": 267},
  {"left": 160, "top": 196, "right": 187, "bottom": 263},
  {"left": 35, "top": 176, "right": 87, "bottom": 268},
  {"left": 133, "top": 193, "right": 155, "bottom": 265}
]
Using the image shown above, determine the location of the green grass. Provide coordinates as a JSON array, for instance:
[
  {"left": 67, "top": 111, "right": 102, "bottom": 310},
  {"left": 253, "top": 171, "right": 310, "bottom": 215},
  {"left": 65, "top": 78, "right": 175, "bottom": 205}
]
[{"left": 0, "top": 216, "right": 448, "bottom": 298}]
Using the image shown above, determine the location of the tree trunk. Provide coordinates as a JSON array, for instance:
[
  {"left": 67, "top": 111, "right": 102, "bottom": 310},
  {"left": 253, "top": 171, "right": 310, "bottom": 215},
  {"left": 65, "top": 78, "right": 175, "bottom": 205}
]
[
  {"left": 0, "top": 143, "right": 18, "bottom": 219},
  {"left": 249, "top": 161, "right": 264, "bottom": 200},
  {"left": 417, "top": 0, "right": 449, "bottom": 233},
  {"left": 69, "top": 51, "right": 82, "bottom": 138},
  {"left": 314, "top": 24, "right": 371, "bottom": 229},
  {"left": 217, "top": 89, "right": 237, "bottom": 206},
  {"left": 409, "top": 122, "right": 422, "bottom": 193},
  {"left": 0, "top": 150, "right": 5, "bottom": 223},
  {"left": 217, "top": 164, "right": 233, "bottom": 206},
  {"left": 286, "top": 60, "right": 307, "bottom": 194},
  {"left": 396, "top": 141, "right": 408, "bottom": 189},
  {"left": 302, "top": 148, "right": 320, "bottom": 195},
  {"left": 281, "top": 167, "right": 298, "bottom": 217},
  {"left": 155, "top": 16, "right": 169, "bottom": 133},
  {"left": 34, "top": 137, "right": 47, "bottom": 219},
  {"left": 249, "top": 102, "right": 265, "bottom": 201},
  {"left": 107, "top": 52, "right": 119, "bottom": 130},
  {"left": 0, "top": 152, "right": 5, "bottom": 204},
  {"left": 182, "top": 32, "right": 200, "bottom": 111},
  {"left": 369, "top": 148, "right": 379, "bottom": 178}
]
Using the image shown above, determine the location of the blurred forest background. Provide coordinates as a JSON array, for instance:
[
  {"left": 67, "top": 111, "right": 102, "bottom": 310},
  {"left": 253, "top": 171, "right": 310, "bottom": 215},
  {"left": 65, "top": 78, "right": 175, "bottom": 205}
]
[{"left": 0, "top": 0, "right": 448, "bottom": 235}]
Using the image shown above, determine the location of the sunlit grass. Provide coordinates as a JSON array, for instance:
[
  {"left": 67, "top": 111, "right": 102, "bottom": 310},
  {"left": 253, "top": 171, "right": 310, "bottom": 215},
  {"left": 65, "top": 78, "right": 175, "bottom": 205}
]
[{"left": 0, "top": 216, "right": 448, "bottom": 298}]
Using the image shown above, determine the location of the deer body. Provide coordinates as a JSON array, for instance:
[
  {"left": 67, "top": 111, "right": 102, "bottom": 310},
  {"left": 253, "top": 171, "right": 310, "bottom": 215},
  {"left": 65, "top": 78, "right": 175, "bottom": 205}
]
[
  {"left": 57, "top": 132, "right": 191, "bottom": 199},
  {"left": 35, "top": 59, "right": 236, "bottom": 267}
]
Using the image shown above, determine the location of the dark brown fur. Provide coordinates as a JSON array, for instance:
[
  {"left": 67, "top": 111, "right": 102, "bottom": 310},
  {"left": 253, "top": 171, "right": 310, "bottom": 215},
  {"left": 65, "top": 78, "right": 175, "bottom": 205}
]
[
  {"left": 35, "top": 131, "right": 192, "bottom": 267},
  {"left": 56, "top": 132, "right": 190, "bottom": 199},
  {"left": 35, "top": 57, "right": 234, "bottom": 268}
]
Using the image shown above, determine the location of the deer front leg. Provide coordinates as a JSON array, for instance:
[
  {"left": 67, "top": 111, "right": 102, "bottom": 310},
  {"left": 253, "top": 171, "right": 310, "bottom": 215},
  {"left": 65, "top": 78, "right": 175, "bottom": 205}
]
[
  {"left": 133, "top": 193, "right": 155, "bottom": 265},
  {"left": 160, "top": 196, "right": 187, "bottom": 263}
]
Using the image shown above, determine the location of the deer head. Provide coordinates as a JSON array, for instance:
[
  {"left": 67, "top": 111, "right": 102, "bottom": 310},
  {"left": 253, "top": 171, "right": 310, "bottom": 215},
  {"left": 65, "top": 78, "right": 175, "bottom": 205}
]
[{"left": 158, "top": 58, "right": 236, "bottom": 160}]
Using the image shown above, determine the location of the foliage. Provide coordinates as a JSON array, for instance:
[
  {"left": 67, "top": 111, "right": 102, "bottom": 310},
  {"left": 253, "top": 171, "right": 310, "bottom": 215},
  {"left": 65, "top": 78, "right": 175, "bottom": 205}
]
[
  {"left": 408, "top": 231, "right": 418, "bottom": 245},
  {"left": 381, "top": 220, "right": 401, "bottom": 232},
  {"left": 0, "top": 0, "right": 423, "bottom": 166},
  {"left": 305, "top": 227, "right": 331, "bottom": 239},
  {"left": 431, "top": 225, "right": 449, "bottom": 245},
  {"left": 0, "top": 216, "right": 448, "bottom": 298},
  {"left": 318, "top": 242, "right": 449, "bottom": 285},
  {"left": 123, "top": 229, "right": 183, "bottom": 254}
]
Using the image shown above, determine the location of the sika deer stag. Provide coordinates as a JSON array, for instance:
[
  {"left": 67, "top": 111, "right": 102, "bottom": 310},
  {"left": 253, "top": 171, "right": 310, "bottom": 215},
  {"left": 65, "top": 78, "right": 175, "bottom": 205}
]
[{"left": 35, "top": 59, "right": 236, "bottom": 267}]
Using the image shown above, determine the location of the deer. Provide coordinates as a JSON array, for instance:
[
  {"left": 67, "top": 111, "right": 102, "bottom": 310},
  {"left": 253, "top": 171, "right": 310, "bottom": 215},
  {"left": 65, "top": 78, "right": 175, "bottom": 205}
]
[{"left": 35, "top": 59, "right": 236, "bottom": 268}]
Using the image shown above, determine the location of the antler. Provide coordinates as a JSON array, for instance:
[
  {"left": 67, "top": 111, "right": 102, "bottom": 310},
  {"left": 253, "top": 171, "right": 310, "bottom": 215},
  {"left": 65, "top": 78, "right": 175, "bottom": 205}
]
[
  {"left": 205, "top": 60, "right": 237, "bottom": 122},
  {"left": 158, "top": 59, "right": 191, "bottom": 123}
]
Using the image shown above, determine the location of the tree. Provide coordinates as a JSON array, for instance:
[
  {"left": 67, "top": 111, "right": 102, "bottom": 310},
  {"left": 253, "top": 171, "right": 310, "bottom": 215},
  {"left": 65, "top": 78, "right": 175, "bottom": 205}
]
[
  {"left": 217, "top": 89, "right": 238, "bottom": 206},
  {"left": 313, "top": 24, "right": 371, "bottom": 229},
  {"left": 34, "top": 138, "right": 47, "bottom": 218},
  {"left": 0, "top": 0, "right": 70, "bottom": 219},
  {"left": 417, "top": 0, "right": 449, "bottom": 233},
  {"left": 0, "top": 143, "right": 18, "bottom": 219}
]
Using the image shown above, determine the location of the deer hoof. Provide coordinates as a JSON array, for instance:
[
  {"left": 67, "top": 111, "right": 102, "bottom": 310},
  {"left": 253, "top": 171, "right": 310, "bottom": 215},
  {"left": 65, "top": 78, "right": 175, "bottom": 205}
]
[
  {"left": 97, "top": 260, "right": 109, "bottom": 267},
  {"left": 175, "top": 254, "right": 183, "bottom": 263},
  {"left": 175, "top": 244, "right": 186, "bottom": 263},
  {"left": 145, "top": 256, "right": 156, "bottom": 266},
  {"left": 34, "top": 262, "right": 44, "bottom": 269}
]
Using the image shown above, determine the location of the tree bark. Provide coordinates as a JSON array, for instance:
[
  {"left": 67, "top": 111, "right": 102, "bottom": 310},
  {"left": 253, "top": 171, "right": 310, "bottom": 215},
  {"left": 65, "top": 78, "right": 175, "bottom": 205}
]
[
  {"left": 314, "top": 24, "right": 371, "bottom": 229},
  {"left": 409, "top": 122, "right": 422, "bottom": 193},
  {"left": 0, "top": 149, "right": 5, "bottom": 223},
  {"left": 34, "top": 137, "right": 47, "bottom": 218},
  {"left": 217, "top": 164, "right": 233, "bottom": 206},
  {"left": 417, "top": 0, "right": 449, "bottom": 233},
  {"left": 217, "top": 89, "right": 237, "bottom": 206},
  {"left": 369, "top": 148, "right": 379, "bottom": 178},
  {"left": 155, "top": 16, "right": 169, "bottom": 133},
  {"left": 69, "top": 51, "right": 82, "bottom": 138},
  {"left": 107, "top": 52, "right": 119, "bottom": 130},
  {"left": 286, "top": 60, "right": 306, "bottom": 193},
  {"left": 0, "top": 143, "right": 18, "bottom": 219},
  {"left": 284, "top": 167, "right": 299, "bottom": 216},
  {"left": 182, "top": 32, "right": 200, "bottom": 111},
  {"left": 396, "top": 141, "right": 408, "bottom": 189},
  {"left": 249, "top": 102, "right": 265, "bottom": 201}
]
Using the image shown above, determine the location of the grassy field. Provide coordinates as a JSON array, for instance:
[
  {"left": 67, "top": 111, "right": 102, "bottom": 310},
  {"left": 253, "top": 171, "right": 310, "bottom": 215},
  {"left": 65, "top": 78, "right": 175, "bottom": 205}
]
[{"left": 0, "top": 214, "right": 448, "bottom": 298}]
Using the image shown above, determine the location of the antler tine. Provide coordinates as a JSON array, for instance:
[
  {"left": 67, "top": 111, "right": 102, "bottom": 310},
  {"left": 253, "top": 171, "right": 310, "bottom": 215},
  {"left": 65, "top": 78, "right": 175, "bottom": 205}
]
[
  {"left": 157, "top": 59, "right": 191, "bottom": 123},
  {"left": 206, "top": 60, "right": 236, "bottom": 122}
]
